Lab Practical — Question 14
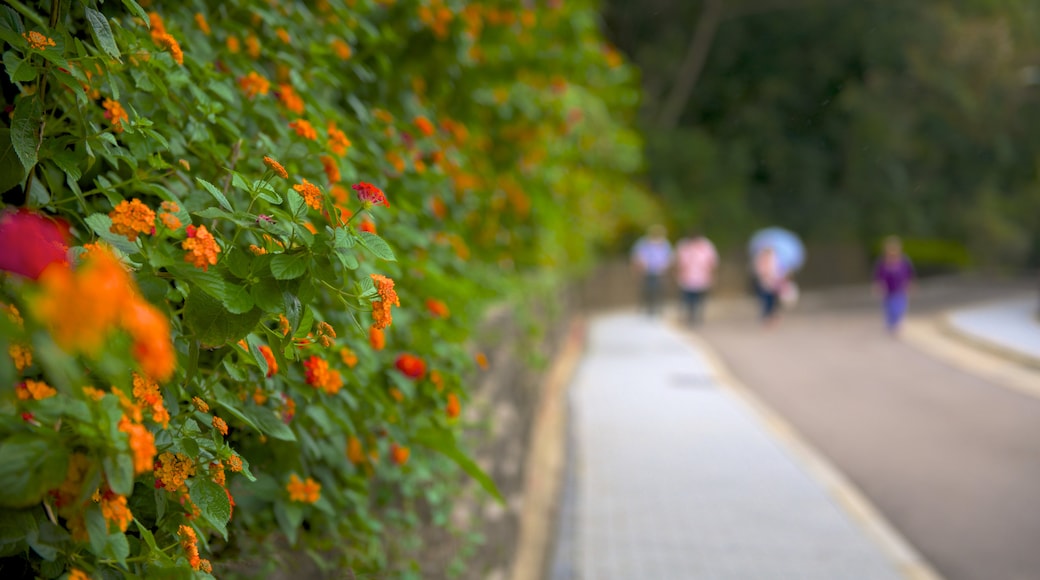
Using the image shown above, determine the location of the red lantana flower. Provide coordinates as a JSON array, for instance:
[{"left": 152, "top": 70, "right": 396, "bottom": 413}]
[
  {"left": 352, "top": 182, "right": 389, "bottom": 207},
  {"left": 395, "top": 353, "right": 426, "bottom": 379},
  {"left": 0, "top": 209, "right": 68, "bottom": 279}
]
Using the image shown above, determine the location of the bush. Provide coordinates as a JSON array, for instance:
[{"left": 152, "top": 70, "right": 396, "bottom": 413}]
[{"left": 0, "top": 0, "right": 649, "bottom": 577}]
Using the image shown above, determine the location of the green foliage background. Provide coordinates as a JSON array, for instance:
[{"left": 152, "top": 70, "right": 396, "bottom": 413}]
[{"left": 606, "top": 0, "right": 1040, "bottom": 271}]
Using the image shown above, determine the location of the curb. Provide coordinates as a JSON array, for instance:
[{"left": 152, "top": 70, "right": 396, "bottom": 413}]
[
  {"left": 938, "top": 310, "right": 1040, "bottom": 372},
  {"left": 902, "top": 317, "right": 1040, "bottom": 402},
  {"left": 510, "top": 317, "right": 586, "bottom": 580},
  {"left": 676, "top": 323, "right": 944, "bottom": 580}
]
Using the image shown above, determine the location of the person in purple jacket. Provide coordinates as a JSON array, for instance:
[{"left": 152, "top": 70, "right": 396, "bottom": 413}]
[{"left": 874, "top": 236, "right": 915, "bottom": 334}]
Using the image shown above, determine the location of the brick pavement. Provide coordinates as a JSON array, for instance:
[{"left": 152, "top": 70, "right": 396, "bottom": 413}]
[{"left": 550, "top": 313, "right": 905, "bottom": 580}]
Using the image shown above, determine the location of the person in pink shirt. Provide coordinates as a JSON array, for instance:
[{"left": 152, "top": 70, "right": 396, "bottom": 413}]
[{"left": 675, "top": 231, "right": 718, "bottom": 325}]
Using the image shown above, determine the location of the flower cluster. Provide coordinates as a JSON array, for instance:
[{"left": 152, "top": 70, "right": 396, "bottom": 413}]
[
  {"left": 293, "top": 179, "right": 323, "bottom": 210},
  {"left": 287, "top": 474, "right": 321, "bottom": 503},
  {"left": 353, "top": 182, "right": 389, "bottom": 207},
  {"left": 109, "top": 199, "right": 155, "bottom": 241},
  {"left": 155, "top": 452, "right": 196, "bottom": 492},
  {"left": 23, "top": 31, "right": 56, "bottom": 50},
  {"left": 303, "top": 355, "right": 343, "bottom": 394},
  {"left": 370, "top": 274, "right": 400, "bottom": 330},
  {"left": 182, "top": 224, "right": 221, "bottom": 271}
]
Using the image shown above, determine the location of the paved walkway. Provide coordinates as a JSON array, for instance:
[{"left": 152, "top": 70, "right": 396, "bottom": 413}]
[
  {"left": 946, "top": 297, "right": 1040, "bottom": 365},
  {"left": 550, "top": 313, "right": 907, "bottom": 580}
]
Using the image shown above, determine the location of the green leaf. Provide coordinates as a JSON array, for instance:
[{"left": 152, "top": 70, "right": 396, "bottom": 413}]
[
  {"left": 134, "top": 518, "right": 159, "bottom": 553},
  {"left": 0, "top": 434, "right": 68, "bottom": 508},
  {"left": 251, "top": 278, "right": 283, "bottom": 312},
  {"left": 415, "top": 428, "right": 504, "bottom": 503},
  {"left": 196, "top": 177, "right": 233, "bottom": 212},
  {"left": 3, "top": 51, "right": 37, "bottom": 82},
  {"left": 286, "top": 185, "right": 305, "bottom": 217},
  {"left": 11, "top": 97, "right": 40, "bottom": 172},
  {"left": 213, "top": 386, "right": 260, "bottom": 432},
  {"left": 0, "top": 6, "right": 26, "bottom": 34},
  {"left": 0, "top": 509, "right": 33, "bottom": 557},
  {"left": 274, "top": 502, "right": 304, "bottom": 545},
  {"left": 121, "top": 0, "right": 150, "bottom": 22},
  {"left": 189, "top": 480, "right": 231, "bottom": 540},
  {"left": 0, "top": 129, "right": 26, "bottom": 193},
  {"left": 246, "top": 334, "right": 269, "bottom": 377},
  {"left": 270, "top": 253, "right": 309, "bottom": 280},
  {"left": 247, "top": 407, "right": 296, "bottom": 441},
  {"left": 223, "top": 282, "right": 254, "bottom": 314},
  {"left": 183, "top": 288, "right": 261, "bottom": 346},
  {"left": 85, "top": 7, "right": 121, "bottom": 60},
  {"left": 102, "top": 452, "right": 134, "bottom": 496},
  {"left": 85, "top": 506, "right": 129, "bottom": 565},
  {"left": 358, "top": 232, "right": 396, "bottom": 262}
]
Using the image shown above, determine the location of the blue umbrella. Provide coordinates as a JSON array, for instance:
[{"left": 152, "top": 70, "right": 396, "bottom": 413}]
[{"left": 749, "top": 227, "right": 805, "bottom": 275}]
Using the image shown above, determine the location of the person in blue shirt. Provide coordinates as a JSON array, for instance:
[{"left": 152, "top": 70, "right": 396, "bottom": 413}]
[{"left": 631, "top": 224, "right": 673, "bottom": 317}]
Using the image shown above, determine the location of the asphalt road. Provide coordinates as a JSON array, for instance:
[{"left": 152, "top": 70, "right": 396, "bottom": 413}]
[{"left": 698, "top": 281, "right": 1040, "bottom": 580}]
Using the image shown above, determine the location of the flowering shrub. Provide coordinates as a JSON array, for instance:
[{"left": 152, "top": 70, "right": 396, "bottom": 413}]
[{"left": 0, "top": 0, "right": 649, "bottom": 577}]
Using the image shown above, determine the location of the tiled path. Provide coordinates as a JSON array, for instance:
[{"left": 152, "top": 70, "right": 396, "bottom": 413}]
[{"left": 550, "top": 313, "right": 906, "bottom": 580}]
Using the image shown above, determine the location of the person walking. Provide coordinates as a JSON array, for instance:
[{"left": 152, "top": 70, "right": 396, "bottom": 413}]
[
  {"left": 874, "top": 236, "right": 915, "bottom": 334},
  {"left": 675, "top": 230, "right": 718, "bottom": 325},
  {"left": 753, "top": 246, "right": 783, "bottom": 325},
  {"left": 631, "top": 224, "right": 673, "bottom": 317}
]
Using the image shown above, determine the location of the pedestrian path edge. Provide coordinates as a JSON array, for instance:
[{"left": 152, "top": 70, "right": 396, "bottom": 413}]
[
  {"left": 677, "top": 321, "right": 944, "bottom": 580},
  {"left": 510, "top": 317, "right": 586, "bottom": 580}
]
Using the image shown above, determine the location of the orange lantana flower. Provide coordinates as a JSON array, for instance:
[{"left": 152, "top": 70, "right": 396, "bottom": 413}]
[
  {"left": 194, "top": 13, "right": 210, "bottom": 35},
  {"left": 263, "top": 155, "right": 289, "bottom": 179},
  {"left": 124, "top": 297, "right": 175, "bottom": 381},
  {"left": 277, "top": 83, "right": 305, "bottom": 114},
  {"left": 182, "top": 225, "right": 221, "bottom": 271},
  {"left": 370, "top": 274, "right": 400, "bottom": 330},
  {"left": 23, "top": 31, "right": 56, "bottom": 50},
  {"left": 303, "top": 355, "right": 343, "bottom": 394},
  {"left": 212, "top": 416, "right": 228, "bottom": 436},
  {"left": 239, "top": 71, "right": 270, "bottom": 98},
  {"left": 446, "top": 392, "right": 461, "bottom": 418},
  {"left": 179, "top": 525, "right": 208, "bottom": 571},
  {"left": 109, "top": 199, "right": 155, "bottom": 241},
  {"left": 320, "top": 155, "right": 340, "bottom": 183},
  {"left": 414, "top": 116, "right": 435, "bottom": 137},
  {"left": 32, "top": 248, "right": 133, "bottom": 355},
  {"left": 391, "top": 443, "right": 410, "bottom": 466},
  {"left": 289, "top": 119, "right": 317, "bottom": 140},
  {"left": 369, "top": 326, "right": 385, "bottom": 351},
  {"left": 340, "top": 347, "right": 358, "bottom": 368},
  {"left": 98, "top": 489, "right": 133, "bottom": 532},
  {"left": 245, "top": 34, "right": 260, "bottom": 58},
  {"left": 331, "top": 39, "right": 352, "bottom": 60},
  {"left": 119, "top": 417, "right": 156, "bottom": 475},
  {"left": 287, "top": 474, "right": 321, "bottom": 503},
  {"left": 347, "top": 436, "right": 365, "bottom": 465},
  {"left": 132, "top": 372, "right": 170, "bottom": 427},
  {"left": 327, "top": 123, "right": 351, "bottom": 156},
  {"left": 293, "top": 179, "right": 322, "bottom": 210},
  {"left": 155, "top": 452, "right": 195, "bottom": 492},
  {"left": 16, "top": 379, "right": 56, "bottom": 401},
  {"left": 102, "top": 99, "right": 129, "bottom": 133},
  {"left": 260, "top": 345, "right": 278, "bottom": 377},
  {"left": 425, "top": 298, "right": 449, "bottom": 318}
]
